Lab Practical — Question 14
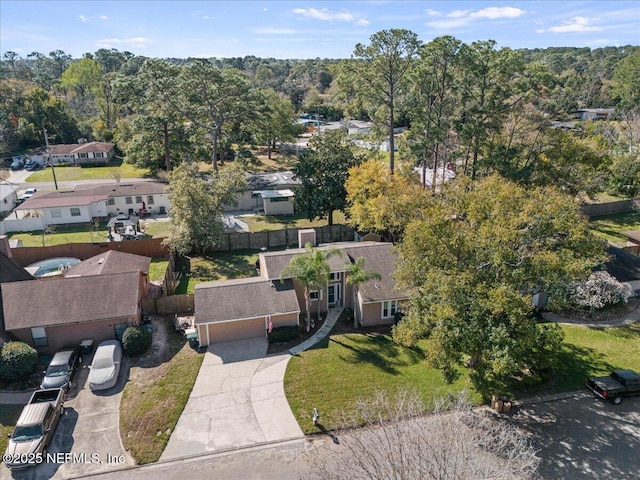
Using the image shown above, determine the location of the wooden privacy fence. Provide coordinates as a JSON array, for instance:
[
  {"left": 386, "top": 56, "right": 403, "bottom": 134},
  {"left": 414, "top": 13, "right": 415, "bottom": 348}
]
[
  {"left": 142, "top": 294, "right": 194, "bottom": 315},
  {"left": 581, "top": 199, "right": 638, "bottom": 218},
  {"left": 211, "top": 225, "right": 355, "bottom": 251}
]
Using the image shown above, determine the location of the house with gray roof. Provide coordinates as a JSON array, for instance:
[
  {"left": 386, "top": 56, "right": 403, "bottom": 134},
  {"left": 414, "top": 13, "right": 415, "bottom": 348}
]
[
  {"left": 29, "top": 142, "right": 115, "bottom": 166},
  {"left": 194, "top": 238, "right": 407, "bottom": 346},
  {"left": 2, "top": 271, "right": 142, "bottom": 354}
]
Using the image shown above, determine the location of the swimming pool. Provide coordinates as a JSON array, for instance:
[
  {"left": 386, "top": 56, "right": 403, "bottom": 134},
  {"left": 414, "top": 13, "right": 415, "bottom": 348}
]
[{"left": 27, "top": 257, "right": 81, "bottom": 277}]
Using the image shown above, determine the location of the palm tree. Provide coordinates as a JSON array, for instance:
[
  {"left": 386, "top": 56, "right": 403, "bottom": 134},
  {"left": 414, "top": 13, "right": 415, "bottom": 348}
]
[
  {"left": 281, "top": 243, "right": 341, "bottom": 332},
  {"left": 345, "top": 257, "right": 382, "bottom": 328}
]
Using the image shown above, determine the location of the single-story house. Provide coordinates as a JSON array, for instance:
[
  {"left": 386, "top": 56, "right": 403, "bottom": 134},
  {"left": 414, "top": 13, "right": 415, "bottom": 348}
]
[
  {"left": 0, "top": 183, "right": 19, "bottom": 216},
  {"left": 5, "top": 182, "right": 170, "bottom": 232},
  {"left": 226, "top": 171, "right": 299, "bottom": 213},
  {"left": 194, "top": 235, "right": 408, "bottom": 346},
  {"left": 605, "top": 245, "right": 640, "bottom": 293},
  {"left": 572, "top": 108, "right": 615, "bottom": 121},
  {"left": 1, "top": 271, "right": 143, "bottom": 354},
  {"left": 257, "top": 190, "right": 295, "bottom": 215},
  {"left": 29, "top": 142, "right": 116, "bottom": 166}
]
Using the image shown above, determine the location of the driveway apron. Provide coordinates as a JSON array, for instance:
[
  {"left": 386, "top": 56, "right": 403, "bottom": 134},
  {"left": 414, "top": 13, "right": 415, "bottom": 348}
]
[{"left": 161, "top": 338, "right": 303, "bottom": 460}]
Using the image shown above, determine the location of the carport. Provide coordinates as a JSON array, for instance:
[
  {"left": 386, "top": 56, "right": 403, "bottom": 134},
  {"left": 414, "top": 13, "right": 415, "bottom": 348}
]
[{"left": 194, "top": 277, "right": 300, "bottom": 347}]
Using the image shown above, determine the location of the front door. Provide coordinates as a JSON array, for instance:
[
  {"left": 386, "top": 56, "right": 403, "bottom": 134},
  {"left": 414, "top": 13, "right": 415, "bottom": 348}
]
[{"left": 328, "top": 284, "right": 341, "bottom": 307}]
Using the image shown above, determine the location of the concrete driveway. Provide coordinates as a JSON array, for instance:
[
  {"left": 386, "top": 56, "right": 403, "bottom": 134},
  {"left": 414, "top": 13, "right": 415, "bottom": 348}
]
[
  {"left": 1, "top": 353, "right": 134, "bottom": 480},
  {"left": 161, "top": 338, "right": 303, "bottom": 460}
]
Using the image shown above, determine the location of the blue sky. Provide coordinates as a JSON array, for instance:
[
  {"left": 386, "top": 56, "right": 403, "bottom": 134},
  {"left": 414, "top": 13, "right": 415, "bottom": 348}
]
[{"left": 1, "top": 1, "right": 638, "bottom": 59}]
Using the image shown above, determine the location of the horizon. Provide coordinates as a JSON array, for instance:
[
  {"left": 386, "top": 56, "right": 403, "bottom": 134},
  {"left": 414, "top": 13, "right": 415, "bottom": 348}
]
[{"left": 1, "top": 1, "right": 639, "bottom": 61}]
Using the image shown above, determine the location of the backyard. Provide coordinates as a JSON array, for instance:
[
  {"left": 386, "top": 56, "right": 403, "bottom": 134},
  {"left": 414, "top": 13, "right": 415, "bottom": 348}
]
[
  {"left": 242, "top": 211, "right": 348, "bottom": 232},
  {"left": 590, "top": 211, "right": 640, "bottom": 246},
  {"left": 25, "top": 161, "right": 149, "bottom": 183}
]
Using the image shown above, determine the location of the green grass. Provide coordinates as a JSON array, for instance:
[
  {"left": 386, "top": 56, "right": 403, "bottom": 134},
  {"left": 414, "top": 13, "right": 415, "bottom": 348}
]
[
  {"left": 149, "top": 258, "right": 169, "bottom": 282},
  {"left": 8, "top": 223, "right": 110, "bottom": 246},
  {"left": 26, "top": 162, "right": 149, "bottom": 183},
  {"left": 174, "top": 249, "right": 262, "bottom": 294},
  {"left": 120, "top": 335, "right": 203, "bottom": 465},
  {"left": 242, "top": 211, "right": 348, "bottom": 232},
  {"left": 284, "top": 321, "right": 640, "bottom": 433},
  {"left": 285, "top": 330, "right": 479, "bottom": 434},
  {"left": 589, "top": 211, "right": 640, "bottom": 246},
  {"left": 141, "top": 220, "right": 172, "bottom": 238},
  {"left": 0, "top": 404, "right": 23, "bottom": 456}
]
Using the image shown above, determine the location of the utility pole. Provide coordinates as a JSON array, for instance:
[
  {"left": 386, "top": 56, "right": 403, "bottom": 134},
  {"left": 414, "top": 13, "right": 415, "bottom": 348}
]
[{"left": 43, "top": 127, "right": 58, "bottom": 190}]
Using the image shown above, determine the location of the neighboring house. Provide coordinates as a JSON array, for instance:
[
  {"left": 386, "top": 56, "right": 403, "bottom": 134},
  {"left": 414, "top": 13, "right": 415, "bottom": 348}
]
[
  {"left": 605, "top": 245, "right": 640, "bottom": 293},
  {"left": 64, "top": 249, "right": 152, "bottom": 297},
  {"left": 226, "top": 171, "right": 299, "bottom": 213},
  {"left": 5, "top": 182, "right": 170, "bottom": 232},
  {"left": 0, "top": 236, "right": 33, "bottom": 335},
  {"left": 1, "top": 271, "right": 142, "bottom": 354},
  {"left": 29, "top": 142, "right": 116, "bottom": 166},
  {"left": 258, "top": 190, "right": 295, "bottom": 215},
  {"left": 572, "top": 108, "right": 615, "bottom": 121},
  {"left": 0, "top": 183, "right": 19, "bottom": 216},
  {"left": 194, "top": 237, "right": 408, "bottom": 346}
]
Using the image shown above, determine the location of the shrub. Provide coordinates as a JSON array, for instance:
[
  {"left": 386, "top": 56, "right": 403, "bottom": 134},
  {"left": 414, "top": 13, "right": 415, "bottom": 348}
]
[
  {"left": 268, "top": 326, "right": 300, "bottom": 344},
  {"left": 122, "top": 326, "right": 152, "bottom": 356},
  {"left": 0, "top": 342, "right": 38, "bottom": 382},
  {"left": 570, "top": 271, "right": 633, "bottom": 313}
]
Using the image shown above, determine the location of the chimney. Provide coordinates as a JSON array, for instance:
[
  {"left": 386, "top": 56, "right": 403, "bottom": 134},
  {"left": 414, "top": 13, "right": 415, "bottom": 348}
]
[
  {"left": 0, "top": 235, "right": 12, "bottom": 258},
  {"left": 298, "top": 229, "right": 316, "bottom": 249}
]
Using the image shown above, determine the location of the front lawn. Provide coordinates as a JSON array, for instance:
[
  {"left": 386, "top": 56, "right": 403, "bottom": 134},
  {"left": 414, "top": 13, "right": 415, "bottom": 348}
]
[
  {"left": 242, "top": 211, "right": 347, "bottom": 232},
  {"left": 26, "top": 162, "right": 149, "bottom": 182},
  {"left": 120, "top": 320, "right": 203, "bottom": 465},
  {"left": 284, "top": 320, "right": 640, "bottom": 433},
  {"left": 0, "top": 404, "right": 23, "bottom": 456}
]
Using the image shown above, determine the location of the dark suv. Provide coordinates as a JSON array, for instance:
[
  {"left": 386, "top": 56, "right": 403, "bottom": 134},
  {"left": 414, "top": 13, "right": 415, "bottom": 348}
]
[{"left": 41, "top": 347, "right": 82, "bottom": 391}]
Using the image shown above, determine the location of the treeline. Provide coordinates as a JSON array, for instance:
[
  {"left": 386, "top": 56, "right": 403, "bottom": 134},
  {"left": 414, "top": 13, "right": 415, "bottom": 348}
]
[{"left": 0, "top": 39, "right": 638, "bottom": 193}]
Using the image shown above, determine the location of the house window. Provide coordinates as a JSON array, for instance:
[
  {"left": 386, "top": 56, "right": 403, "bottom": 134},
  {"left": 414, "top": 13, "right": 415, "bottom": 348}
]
[
  {"left": 78, "top": 153, "right": 88, "bottom": 159},
  {"left": 147, "top": 195, "right": 154, "bottom": 205},
  {"left": 310, "top": 290, "right": 323, "bottom": 301},
  {"left": 95, "top": 152, "right": 104, "bottom": 158},
  {"left": 31, "top": 327, "right": 48, "bottom": 347},
  {"left": 107, "top": 198, "right": 115, "bottom": 205},
  {"left": 135, "top": 196, "right": 143, "bottom": 204},
  {"left": 50, "top": 208, "right": 62, "bottom": 218},
  {"left": 329, "top": 272, "right": 341, "bottom": 281},
  {"left": 125, "top": 197, "right": 132, "bottom": 205},
  {"left": 70, "top": 207, "right": 81, "bottom": 217},
  {"left": 269, "top": 197, "right": 289, "bottom": 203},
  {"left": 382, "top": 300, "right": 398, "bottom": 319}
]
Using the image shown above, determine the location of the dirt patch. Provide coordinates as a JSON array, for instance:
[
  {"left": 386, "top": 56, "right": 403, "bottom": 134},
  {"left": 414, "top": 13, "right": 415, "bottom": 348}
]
[{"left": 559, "top": 298, "right": 640, "bottom": 323}]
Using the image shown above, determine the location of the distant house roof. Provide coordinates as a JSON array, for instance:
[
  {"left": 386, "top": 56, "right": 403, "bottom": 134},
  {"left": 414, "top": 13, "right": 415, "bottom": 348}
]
[
  {"left": 605, "top": 246, "right": 640, "bottom": 283},
  {"left": 246, "top": 171, "right": 299, "bottom": 190},
  {"left": 259, "top": 189, "right": 295, "bottom": 199},
  {"left": 194, "top": 277, "right": 299, "bottom": 324},
  {"left": 64, "top": 250, "right": 151, "bottom": 277},
  {"left": 0, "top": 183, "right": 19, "bottom": 201},
  {"left": 2, "top": 271, "right": 140, "bottom": 330},
  {"left": 47, "top": 142, "right": 115, "bottom": 156},
  {"left": 15, "top": 182, "right": 168, "bottom": 210}
]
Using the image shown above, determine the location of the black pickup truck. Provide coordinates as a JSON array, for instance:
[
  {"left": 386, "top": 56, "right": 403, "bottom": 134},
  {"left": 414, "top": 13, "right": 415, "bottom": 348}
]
[{"left": 586, "top": 369, "right": 640, "bottom": 405}]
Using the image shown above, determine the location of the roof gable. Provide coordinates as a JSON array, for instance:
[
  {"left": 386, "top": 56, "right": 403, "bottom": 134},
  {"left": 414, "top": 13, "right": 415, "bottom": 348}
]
[{"left": 64, "top": 250, "right": 151, "bottom": 277}]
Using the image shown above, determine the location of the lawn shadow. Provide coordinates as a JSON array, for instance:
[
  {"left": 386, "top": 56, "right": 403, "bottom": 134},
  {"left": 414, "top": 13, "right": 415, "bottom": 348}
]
[{"left": 330, "top": 333, "right": 424, "bottom": 375}]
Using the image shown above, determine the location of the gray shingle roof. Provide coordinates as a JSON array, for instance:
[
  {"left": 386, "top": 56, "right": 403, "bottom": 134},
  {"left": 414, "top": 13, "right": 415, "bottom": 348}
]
[
  {"left": 0, "top": 252, "right": 33, "bottom": 283},
  {"left": 2, "top": 271, "right": 140, "bottom": 330},
  {"left": 64, "top": 250, "right": 151, "bottom": 277},
  {"left": 194, "top": 277, "right": 299, "bottom": 324}
]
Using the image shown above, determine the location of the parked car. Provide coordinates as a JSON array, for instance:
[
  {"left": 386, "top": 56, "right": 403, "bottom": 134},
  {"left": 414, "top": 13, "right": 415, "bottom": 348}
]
[
  {"left": 88, "top": 340, "right": 122, "bottom": 391},
  {"left": 586, "top": 369, "right": 640, "bottom": 404},
  {"left": 20, "top": 188, "right": 37, "bottom": 201},
  {"left": 10, "top": 159, "right": 24, "bottom": 170},
  {"left": 4, "top": 388, "right": 64, "bottom": 470},
  {"left": 40, "top": 347, "right": 82, "bottom": 392},
  {"left": 25, "top": 161, "right": 42, "bottom": 171}
]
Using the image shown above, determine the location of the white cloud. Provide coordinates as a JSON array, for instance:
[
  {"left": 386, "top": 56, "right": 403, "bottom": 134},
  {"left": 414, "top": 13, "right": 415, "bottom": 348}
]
[
  {"left": 203, "top": 16, "right": 210, "bottom": 20},
  {"left": 78, "top": 15, "right": 87, "bottom": 22},
  {"left": 547, "top": 16, "right": 602, "bottom": 33},
  {"left": 426, "top": 17, "right": 473, "bottom": 29},
  {"left": 293, "top": 7, "right": 353, "bottom": 22},
  {"left": 96, "top": 37, "right": 153, "bottom": 49},
  {"left": 253, "top": 28, "right": 297, "bottom": 34},
  {"left": 471, "top": 7, "right": 525, "bottom": 19},
  {"left": 425, "top": 9, "right": 439, "bottom": 17},
  {"left": 356, "top": 18, "right": 370, "bottom": 26},
  {"left": 99, "top": 15, "right": 108, "bottom": 21},
  {"left": 447, "top": 9, "right": 470, "bottom": 19}
]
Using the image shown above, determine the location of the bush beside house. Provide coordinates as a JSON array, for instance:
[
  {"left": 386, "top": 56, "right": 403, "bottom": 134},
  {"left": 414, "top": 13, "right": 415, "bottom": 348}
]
[
  {"left": 0, "top": 342, "right": 38, "bottom": 382},
  {"left": 122, "top": 327, "right": 152, "bottom": 356}
]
